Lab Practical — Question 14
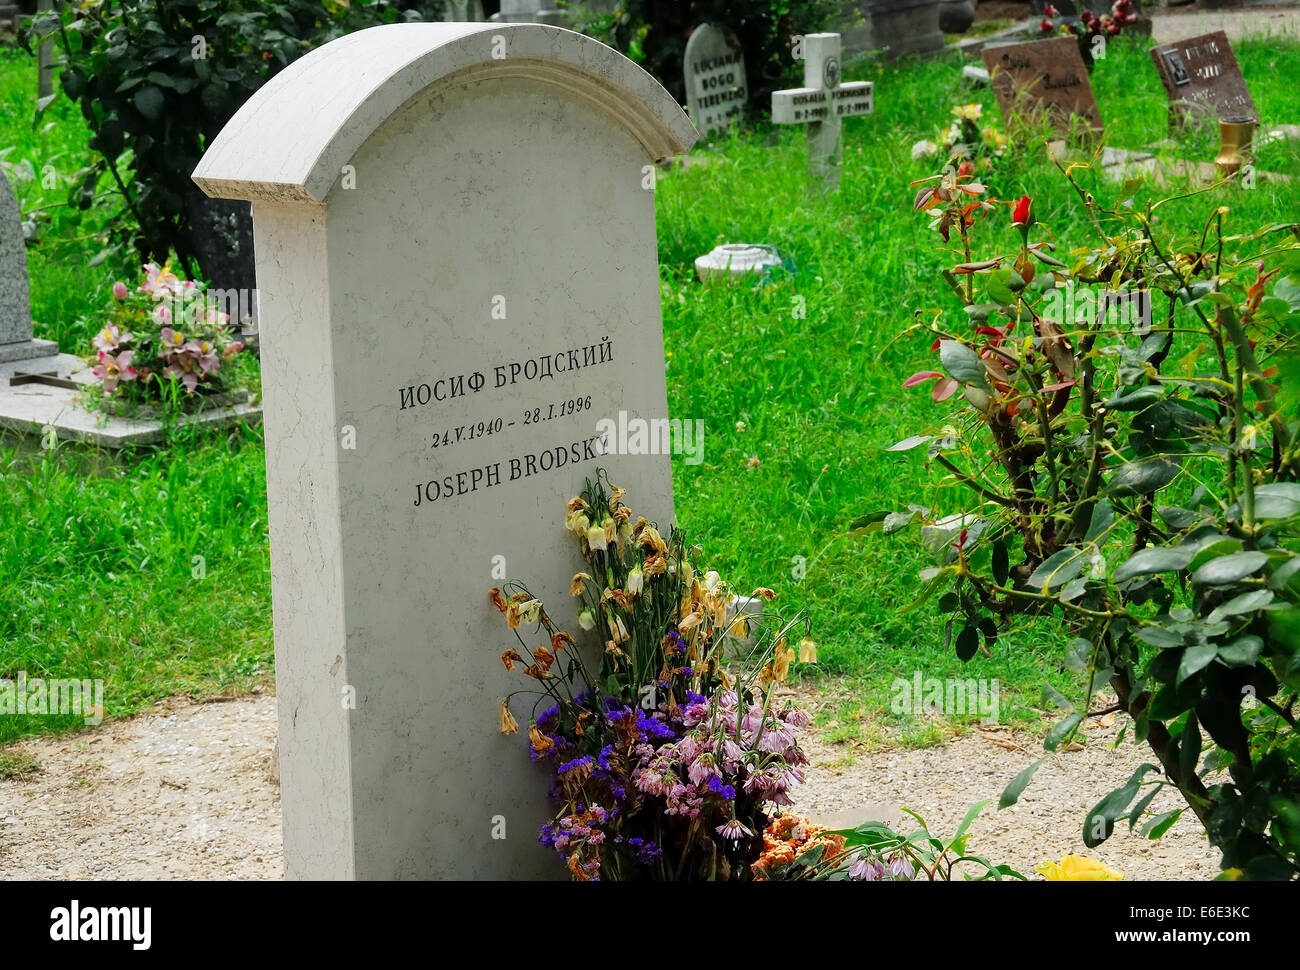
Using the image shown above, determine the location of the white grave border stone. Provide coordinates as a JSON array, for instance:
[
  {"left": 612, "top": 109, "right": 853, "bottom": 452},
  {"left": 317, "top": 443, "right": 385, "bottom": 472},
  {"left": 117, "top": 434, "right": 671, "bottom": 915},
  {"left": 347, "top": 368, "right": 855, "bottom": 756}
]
[
  {"left": 193, "top": 22, "right": 696, "bottom": 880},
  {"left": 771, "top": 33, "right": 874, "bottom": 190}
]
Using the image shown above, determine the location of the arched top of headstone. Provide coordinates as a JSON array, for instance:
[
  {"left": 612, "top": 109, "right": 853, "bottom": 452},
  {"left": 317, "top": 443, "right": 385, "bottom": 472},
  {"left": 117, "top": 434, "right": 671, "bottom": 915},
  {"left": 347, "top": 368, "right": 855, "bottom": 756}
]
[{"left": 192, "top": 22, "right": 696, "bottom": 205}]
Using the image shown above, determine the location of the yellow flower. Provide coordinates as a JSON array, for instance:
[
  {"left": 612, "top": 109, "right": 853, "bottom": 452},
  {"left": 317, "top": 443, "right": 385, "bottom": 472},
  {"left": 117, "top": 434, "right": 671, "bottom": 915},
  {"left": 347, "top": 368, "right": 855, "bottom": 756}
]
[
  {"left": 1036, "top": 854, "right": 1124, "bottom": 881},
  {"left": 570, "top": 572, "right": 591, "bottom": 596},
  {"left": 798, "top": 638, "right": 819, "bottom": 663},
  {"left": 773, "top": 638, "right": 794, "bottom": 682},
  {"left": 499, "top": 698, "right": 519, "bottom": 735},
  {"left": 952, "top": 102, "right": 983, "bottom": 122},
  {"left": 529, "top": 724, "right": 554, "bottom": 751}
]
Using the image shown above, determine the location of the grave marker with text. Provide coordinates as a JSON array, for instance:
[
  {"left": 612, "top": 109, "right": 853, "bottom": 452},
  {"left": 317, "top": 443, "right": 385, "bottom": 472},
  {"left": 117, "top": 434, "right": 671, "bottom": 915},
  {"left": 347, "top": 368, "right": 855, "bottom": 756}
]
[
  {"left": 1150, "top": 31, "right": 1257, "bottom": 125},
  {"left": 982, "top": 36, "right": 1103, "bottom": 138},
  {"left": 193, "top": 22, "right": 695, "bottom": 880},
  {"left": 683, "top": 23, "right": 748, "bottom": 137}
]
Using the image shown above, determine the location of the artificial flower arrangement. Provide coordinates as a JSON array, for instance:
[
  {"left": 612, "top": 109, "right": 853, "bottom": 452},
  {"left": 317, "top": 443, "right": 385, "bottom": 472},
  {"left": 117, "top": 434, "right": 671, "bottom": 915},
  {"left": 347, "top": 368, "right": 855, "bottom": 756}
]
[
  {"left": 1038, "top": 0, "right": 1141, "bottom": 60},
  {"left": 910, "top": 103, "right": 1009, "bottom": 174},
  {"left": 87, "top": 261, "right": 248, "bottom": 405},
  {"left": 492, "top": 470, "right": 821, "bottom": 881}
]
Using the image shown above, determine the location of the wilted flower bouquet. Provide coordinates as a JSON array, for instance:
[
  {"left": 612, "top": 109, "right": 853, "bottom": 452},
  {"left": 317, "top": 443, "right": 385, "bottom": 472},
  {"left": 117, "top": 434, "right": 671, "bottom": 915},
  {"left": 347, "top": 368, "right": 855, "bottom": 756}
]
[
  {"left": 490, "top": 471, "right": 818, "bottom": 881},
  {"left": 911, "top": 103, "right": 1009, "bottom": 174},
  {"left": 87, "top": 262, "right": 248, "bottom": 405}
]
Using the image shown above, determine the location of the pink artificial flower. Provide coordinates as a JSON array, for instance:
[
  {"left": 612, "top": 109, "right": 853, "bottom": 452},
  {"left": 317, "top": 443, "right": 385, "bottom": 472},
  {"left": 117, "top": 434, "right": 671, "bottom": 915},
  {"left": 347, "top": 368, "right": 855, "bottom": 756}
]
[
  {"left": 111, "top": 281, "right": 129, "bottom": 301},
  {"left": 92, "top": 323, "right": 132, "bottom": 353},
  {"left": 154, "top": 303, "right": 172, "bottom": 325},
  {"left": 93, "top": 350, "right": 137, "bottom": 393}
]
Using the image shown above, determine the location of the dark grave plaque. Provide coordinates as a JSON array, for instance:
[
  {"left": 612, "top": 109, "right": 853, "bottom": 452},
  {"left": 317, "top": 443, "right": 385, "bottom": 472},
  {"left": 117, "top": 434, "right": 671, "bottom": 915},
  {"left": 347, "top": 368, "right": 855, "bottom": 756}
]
[
  {"left": 1150, "top": 31, "right": 1257, "bottom": 125},
  {"left": 982, "top": 36, "right": 1103, "bottom": 139}
]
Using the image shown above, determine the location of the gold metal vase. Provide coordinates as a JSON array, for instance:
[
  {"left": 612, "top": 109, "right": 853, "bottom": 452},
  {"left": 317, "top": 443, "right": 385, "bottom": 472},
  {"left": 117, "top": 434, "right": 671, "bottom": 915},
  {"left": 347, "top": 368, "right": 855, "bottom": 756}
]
[{"left": 1216, "top": 117, "right": 1257, "bottom": 178}]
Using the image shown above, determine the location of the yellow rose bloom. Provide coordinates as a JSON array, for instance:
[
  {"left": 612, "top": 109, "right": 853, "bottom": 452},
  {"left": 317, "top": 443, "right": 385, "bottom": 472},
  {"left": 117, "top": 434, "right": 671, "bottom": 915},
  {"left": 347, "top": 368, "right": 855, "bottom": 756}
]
[{"left": 1036, "top": 854, "right": 1125, "bottom": 881}]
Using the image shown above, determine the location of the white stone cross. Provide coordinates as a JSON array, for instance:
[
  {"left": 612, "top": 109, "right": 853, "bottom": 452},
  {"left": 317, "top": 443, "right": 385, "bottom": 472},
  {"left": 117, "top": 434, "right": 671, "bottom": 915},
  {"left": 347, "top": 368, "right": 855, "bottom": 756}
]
[{"left": 771, "top": 33, "right": 874, "bottom": 190}]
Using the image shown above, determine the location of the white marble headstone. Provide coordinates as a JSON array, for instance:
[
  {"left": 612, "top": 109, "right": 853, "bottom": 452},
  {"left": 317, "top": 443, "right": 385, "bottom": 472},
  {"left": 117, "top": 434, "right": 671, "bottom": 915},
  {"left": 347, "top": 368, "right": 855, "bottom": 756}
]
[
  {"left": 0, "top": 168, "right": 57, "bottom": 362},
  {"left": 193, "top": 22, "right": 695, "bottom": 880},
  {"left": 683, "top": 23, "right": 748, "bottom": 136}
]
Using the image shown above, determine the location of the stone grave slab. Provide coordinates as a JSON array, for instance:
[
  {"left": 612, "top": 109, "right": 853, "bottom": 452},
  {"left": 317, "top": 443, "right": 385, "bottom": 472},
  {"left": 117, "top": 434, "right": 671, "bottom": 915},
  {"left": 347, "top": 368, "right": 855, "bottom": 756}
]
[
  {"left": 0, "top": 167, "right": 56, "bottom": 363},
  {"left": 683, "top": 23, "right": 748, "bottom": 137},
  {"left": 1150, "top": 30, "right": 1257, "bottom": 126},
  {"left": 982, "top": 36, "right": 1103, "bottom": 138}
]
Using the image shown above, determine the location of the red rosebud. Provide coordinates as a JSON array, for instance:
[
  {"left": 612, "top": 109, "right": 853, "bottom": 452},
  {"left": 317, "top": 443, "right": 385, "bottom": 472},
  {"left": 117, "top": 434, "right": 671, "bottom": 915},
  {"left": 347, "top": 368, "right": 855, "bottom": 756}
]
[
  {"left": 1039, "top": 17, "right": 1053, "bottom": 31},
  {"left": 1012, "top": 195, "right": 1032, "bottom": 225},
  {"left": 1045, "top": 3, "right": 1059, "bottom": 14}
]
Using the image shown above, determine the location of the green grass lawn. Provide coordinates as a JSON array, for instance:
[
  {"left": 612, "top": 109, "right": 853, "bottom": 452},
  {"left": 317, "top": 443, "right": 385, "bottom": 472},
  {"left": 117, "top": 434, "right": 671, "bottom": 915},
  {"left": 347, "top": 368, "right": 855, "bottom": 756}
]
[{"left": 2, "top": 34, "right": 1298, "bottom": 747}]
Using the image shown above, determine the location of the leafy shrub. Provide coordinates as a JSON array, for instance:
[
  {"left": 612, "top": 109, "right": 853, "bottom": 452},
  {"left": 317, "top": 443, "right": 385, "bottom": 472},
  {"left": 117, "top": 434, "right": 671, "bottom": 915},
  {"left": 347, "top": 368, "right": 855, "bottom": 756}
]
[
  {"left": 868, "top": 163, "right": 1300, "bottom": 880},
  {"left": 22, "top": 0, "right": 446, "bottom": 276}
]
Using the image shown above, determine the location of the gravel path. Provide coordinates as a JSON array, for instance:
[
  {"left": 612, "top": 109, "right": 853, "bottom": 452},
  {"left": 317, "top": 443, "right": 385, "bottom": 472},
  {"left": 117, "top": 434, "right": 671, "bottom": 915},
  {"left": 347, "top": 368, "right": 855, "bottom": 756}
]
[
  {"left": 0, "top": 688, "right": 1221, "bottom": 880},
  {"left": 0, "top": 694, "right": 282, "bottom": 880},
  {"left": 788, "top": 691, "right": 1221, "bottom": 881}
]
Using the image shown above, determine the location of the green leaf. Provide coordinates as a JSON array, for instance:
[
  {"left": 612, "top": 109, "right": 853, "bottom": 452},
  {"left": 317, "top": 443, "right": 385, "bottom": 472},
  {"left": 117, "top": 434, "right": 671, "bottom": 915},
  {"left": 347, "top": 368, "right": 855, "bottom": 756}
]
[
  {"left": 1104, "top": 385, "right": 1164, "bottom": 410},
  {"left": 1127, "top": 782, "right": 1164, "bottom": 831},
  {"left": 1041, "top": 683, "right": 1075, "bottom": 711},
  {"left": 1113, "top": 545, "right": 1194, "bottom": 582},
  {"left": 1084, "top": 765, "right": 1159, "bottom": 847},
  {"left": 1109, "top": 457, "right": 1179, "bottom": 497},
  {"left": 999, "top": 756, "right": 1047, "bottom": 808},
  {"left": 849, "top": 511, "right": 889, "bottom": 533},
  {"left": 955, "top": 625, "right": 980, "bottom": 662},
  {"left": 1217, "top": 635, "right": 1264, "bottom": 667},
  {"left": 1191, "top": 551, "right": 1269, "bottom": 587},
  {"left": 1177, "top": 643, "right": 1218, "bottom": 685},
  {"left": 1268, "top": 556, "right": 1300, "bottom": 591},
  {"left": 1064, "top": 637, "right": 1091, "bottom": 673},
  {"left": 1044, "top": 711, "right": 1084, "bottom": 751},
  {"left": 1206, "top": 589, "right": 1274, "bottom": 625},
  {"left": 992, "top": 541, "right": 1009, "bottom": 586},
  {"left": 133, "top": 85, "right": 166, "bottom": 122},
  {"left": 1027, "top": 547, "right": 1088, "bottom": 594},
  {"left": 886, "top": 435, "right": 932, "bottom": 452},
  {"left": 1136, "top": 625, "right": 1184, "bottom": 648},
  {"left": 1249, "top": 483, "right": 1300, "bottom": 521},
  {"left": 1084, "top": 500, "right": 1114, "bottom": 542},
  {"left": 1141, "top": 809, "right": 1183, "bottom": 839},
  {"left": 946, "top": 799, "right": 993, "bottom": 851},
  {"left": 1178, "top": 711, "right": 1201, "bottom": 781},
  {"left": 939, "top": 340, "right": 990, "bottom": 389}
]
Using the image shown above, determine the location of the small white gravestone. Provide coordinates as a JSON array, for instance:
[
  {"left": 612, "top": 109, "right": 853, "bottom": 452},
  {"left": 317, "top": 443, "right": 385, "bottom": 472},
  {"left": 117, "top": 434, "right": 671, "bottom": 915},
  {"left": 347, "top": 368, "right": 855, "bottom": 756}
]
[
  {"left": 683, "top": 23, "right": 748, "bottom": 137},
  {"left": 193, "top": 23, "right": 695, "bottom": 880},
  {"left": 771, "top": 33, "right": 874, "bottom": 191},
  {"left": 0, "top": 168, "right": 57, "bottom": 362}
]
